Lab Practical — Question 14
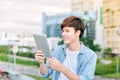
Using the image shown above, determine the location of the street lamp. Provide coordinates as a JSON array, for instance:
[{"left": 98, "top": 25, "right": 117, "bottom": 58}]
[
  {"left": 8, "top": 41, "right": 11, "bottom": 63},
  {"left": 11, "top": 45, "right": 19, "bottom": 71},
  {"left": 116, "top": 27, "right": 120, "bottom": 80}
]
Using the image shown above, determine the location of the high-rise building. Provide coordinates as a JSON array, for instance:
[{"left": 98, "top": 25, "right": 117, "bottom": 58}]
[
  {"left": 1, "top": 31, "right": 7, "bottom": 42},
  {"left": 41, "top": 13, "right": 63, "bottom": 38},
  {"left": 103, "top": 0, "right": 120, "bottom": 53}
]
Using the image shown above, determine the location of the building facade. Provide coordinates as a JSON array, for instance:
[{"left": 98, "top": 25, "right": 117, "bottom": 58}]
[
  {"left": 71, "top": 0, "right": 95, "bottom": 12},
  {"left": 71, "top": 0, "right": 104, "bottom": 49},
  {"left": 103, "top": 0, "right": 120, "bottom": 53},
  {"left": 41, "top": 12, "right": 96, "bottom": 39},
  {"left": 41, "top": 13, "right": 62, "bottom": 38}
]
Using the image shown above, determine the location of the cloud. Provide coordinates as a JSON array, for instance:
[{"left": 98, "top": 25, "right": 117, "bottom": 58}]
[{"left": 0, "top": 0, "right": 70, "bottom": 35}]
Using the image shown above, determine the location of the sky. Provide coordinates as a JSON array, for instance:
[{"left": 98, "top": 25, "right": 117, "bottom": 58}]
[{"left": 0, "top": 0, "right": 71, "bottom": 35}]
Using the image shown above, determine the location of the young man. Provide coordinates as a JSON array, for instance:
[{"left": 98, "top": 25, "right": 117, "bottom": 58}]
[{"left": 35, "top": 16, "right": 97, "bottom": 80}]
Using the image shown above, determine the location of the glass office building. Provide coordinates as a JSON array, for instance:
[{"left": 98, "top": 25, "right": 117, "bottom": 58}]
[{"left": 41, "top": 11, "right": 96, "bottom": 39}]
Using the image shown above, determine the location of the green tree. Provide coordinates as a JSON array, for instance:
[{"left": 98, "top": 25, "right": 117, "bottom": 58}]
[
  {"left": 58, "top": 37, "right": 101, "bottom": 52},
  {"left": 81, "top": 37, "right": 101, "bottom": 52},
  {"left": 103, "top": 47, "right": 112, "bottom": 57},
  {"left": 58, "top": 40, "right": 64, "bottom": 45},
  {"left": 90, "top": 44, "right": 101, "bottom": 52}
]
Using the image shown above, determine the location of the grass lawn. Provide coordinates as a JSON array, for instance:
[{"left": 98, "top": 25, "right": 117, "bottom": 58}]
[
  {"left": 26, "top": 74, "right": 51, "bottom": 80},
  {"left": 0, "top": 53, "right": 39, "bottom": 67}
]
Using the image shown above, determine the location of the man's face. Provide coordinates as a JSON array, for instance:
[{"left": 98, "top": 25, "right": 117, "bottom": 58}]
[{"left": 62, "top": 27, "right": 80, "bottom": 45}]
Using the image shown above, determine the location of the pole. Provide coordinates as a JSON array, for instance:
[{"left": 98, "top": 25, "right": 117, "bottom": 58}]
[
  {"left": 116, "top": 27, "right": 120, "bottom": 80},
  {"left": 12, "top": 45, "right": 18, "bottom": 71},
  {"left": 8, "top": 42, "right": 10, "bottom": 63},
  {"left": 116, "top": 53, "right": 119, "bottom": 80},
  {"left": 8, "top": 42, "right": 12, "bottom": 70},
  {"left": 13, "top": 51, "right": 16, "bottom": 71}
]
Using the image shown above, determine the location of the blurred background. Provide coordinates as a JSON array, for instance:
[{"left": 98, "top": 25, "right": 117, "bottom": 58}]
[{"left": 0, "top": 0, "right": 120, "bottom": 80}]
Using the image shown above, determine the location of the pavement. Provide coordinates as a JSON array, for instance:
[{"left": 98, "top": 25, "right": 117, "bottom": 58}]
[
  {"left": 0, "top": 61, "right": 117, "bottom": 80},
  {"left": 0, "top": 61, "right": 39, "bottom": 76},
  {"left": 94, "top": 76, "right": 115, "bottom": 80}
]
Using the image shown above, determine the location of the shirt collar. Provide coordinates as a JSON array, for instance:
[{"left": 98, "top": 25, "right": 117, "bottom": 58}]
[{"left": 61, "top": 42, "right": 86, "bottom": 55}]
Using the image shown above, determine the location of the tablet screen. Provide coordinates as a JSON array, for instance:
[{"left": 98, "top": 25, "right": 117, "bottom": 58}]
[{"left": 33, "top": 34, "right": 51, "bottom": 58}]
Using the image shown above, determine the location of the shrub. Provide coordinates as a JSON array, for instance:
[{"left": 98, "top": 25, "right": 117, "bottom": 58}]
[
  {"left": 16, "top": 58, "right": 39, "bottom": 67},
  {"left": 95, "top": 58, "right": 120, "bottom": 75},
  {"left": 103, "top": 48, "right": 112, "bottom": 57},
  {"left": 17, "top": 52, "right": 35, "bottom": 58}
]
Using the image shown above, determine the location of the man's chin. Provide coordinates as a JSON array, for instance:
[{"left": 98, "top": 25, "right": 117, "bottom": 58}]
[{"left": 64, "top": 41, "right": 69, "bottom": 44}]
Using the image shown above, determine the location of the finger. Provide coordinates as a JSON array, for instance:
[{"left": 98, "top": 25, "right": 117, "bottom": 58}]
[
  {"left": 51, "top": 57, "right": 57, "bottom": 61},
  {"left": 35, "top": 55, "right": 44, "bottom": 60},
  {"left": 49, "top": 64, "right": 55, "bottom": 69},
  {"left": 38, "top": 56, "right": 44, "bottom": 59},
  {"left": 47, "top": 58, "right": 53, "bottom": 63},
  {"left": 36, "top": 52, "right": 44, "bottom": 57},
  {"left": 38, "top": 54, "right": 44, "bottom": 57},
  {"left": 36, "top": 51, "right": 43, "bottom": 55},
  {"left": 48, "top": 61, "right": 55, "bottom": 68},
  {"left": 35, "top": 54, "right": 43, "bottom": 59},
  {"left": 48, "top": 61, "right": 55, "bottom": 66},
  {"left": 36, "top": 51, "right": 42, "bottom": 53},
  {"left": 36, "top": 50, "right": 42, "bottom": 53},
  {"left": 47, "top": 58, "right": 54, "bottom": 63}
]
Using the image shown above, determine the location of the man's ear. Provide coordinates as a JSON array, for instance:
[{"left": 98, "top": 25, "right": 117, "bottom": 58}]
[{"left": 76, "top": 30, "right": 80, "bottom": 36}]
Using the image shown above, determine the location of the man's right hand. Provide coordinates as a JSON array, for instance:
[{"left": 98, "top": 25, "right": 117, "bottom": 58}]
[{"left": 35, "top": 50, "right": 45, "bottom": 64}]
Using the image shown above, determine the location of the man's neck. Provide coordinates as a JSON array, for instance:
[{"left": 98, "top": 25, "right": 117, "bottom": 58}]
[{"left": 67, "top": 41, "right": 81, "bottom": 51}]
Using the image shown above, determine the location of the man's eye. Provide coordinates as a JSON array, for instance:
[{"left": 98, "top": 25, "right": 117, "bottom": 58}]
[{"left": 66, "top": 30, "right": 69, "bottom": 32}]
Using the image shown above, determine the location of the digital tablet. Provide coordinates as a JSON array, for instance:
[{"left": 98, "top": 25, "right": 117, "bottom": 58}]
[{"left": 33, "top": 34, "right": 51, "bottom": 58}]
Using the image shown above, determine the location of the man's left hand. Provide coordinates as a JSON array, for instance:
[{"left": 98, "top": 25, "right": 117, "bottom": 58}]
[{"left": 47, "top": 57, "right": 65, "bottom": 72}]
